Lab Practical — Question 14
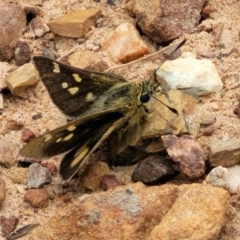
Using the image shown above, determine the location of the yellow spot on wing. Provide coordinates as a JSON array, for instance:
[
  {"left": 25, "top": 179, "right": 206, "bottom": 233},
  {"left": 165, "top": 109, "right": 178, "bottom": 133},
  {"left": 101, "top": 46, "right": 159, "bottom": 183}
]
[
  {"left": 68, "top": 87, "right": 79, "bottom": 95},
  {"left": 62, "top": 82, "right": 68, "bottom": 89},
  {"left": 86, "top": 92, "right": 96, "bottom": 102},
  {"left": 72, "top": 73, "right": 82, "bottom": 82},
  {"left": 53, "top": 62, "right": 60, "bottom": 73},
  {"left": 44, "top": 134, "right": 52, "bottom": 142},
  {"left": 70, "top": 147, "right": 89, "bottom": 168},
  {"left": 56, "top": 137, "right": 62, "bottom": 143},
  {"left": 67, "top": 125, "right": 76, "bottom": 131},
  {"left": 63, "top": 133, "right": 74, "bottom": 141}
]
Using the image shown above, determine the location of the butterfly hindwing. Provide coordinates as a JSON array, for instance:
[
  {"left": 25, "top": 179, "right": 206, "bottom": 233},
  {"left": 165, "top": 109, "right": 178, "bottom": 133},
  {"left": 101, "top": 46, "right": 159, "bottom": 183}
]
[
  {"left": 20, "top": 108, "right": 126, "bottom": 159},
  {"left": 20, "top": 108, "right": 127, "bottom": 179},
  {"left": 33, "top": 56, "right": 126, "bottom": 117}
]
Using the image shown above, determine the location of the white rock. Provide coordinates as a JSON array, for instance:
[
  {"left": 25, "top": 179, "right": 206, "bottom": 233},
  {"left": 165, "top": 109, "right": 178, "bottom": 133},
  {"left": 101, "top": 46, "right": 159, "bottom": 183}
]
[
  {"left": 156, "top": 55, "right": 223, "bottom": 96},
  {"left": 206, "top": 165, "right": 240, "bottom": 194}
]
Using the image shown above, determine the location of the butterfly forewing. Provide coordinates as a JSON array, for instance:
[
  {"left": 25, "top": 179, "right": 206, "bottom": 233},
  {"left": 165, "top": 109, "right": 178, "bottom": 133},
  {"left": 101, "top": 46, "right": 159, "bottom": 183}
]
[{"left": 33, "top": 56, "right": 126, "bottom": 117}]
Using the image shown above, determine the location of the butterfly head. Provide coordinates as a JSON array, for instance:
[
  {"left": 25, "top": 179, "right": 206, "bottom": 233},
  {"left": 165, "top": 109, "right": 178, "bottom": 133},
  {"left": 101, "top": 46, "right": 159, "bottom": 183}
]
[{"left": 138, "top": 81, "right": 159, "bottom": 104}]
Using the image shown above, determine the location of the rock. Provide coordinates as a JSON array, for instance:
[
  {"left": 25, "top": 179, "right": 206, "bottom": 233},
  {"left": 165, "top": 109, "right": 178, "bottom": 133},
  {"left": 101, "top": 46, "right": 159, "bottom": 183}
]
[
  {"left": 156, "top": 55, "right": 223, "bottom": 96},
  {"left": 80, "top": 161, "right": 111, "bottom": 191},
  {"left": 0, "top": 216, "right": 19, "bottom": 237},
  {"left": 14, "top": 40, "right": 31, "bottom": 66},
  {"left": 0, "top": 140, "right": 19, "bottom": 168},
  {"left": 48, "top": 8, "right": 101, "bottom": 38},
  {"left": 30, "top": 17, "right": 49, "bottom": 37},
  {"left": 68, "top": 50, "right": 109, "bottom": 71},
  {"left": 101, "top": 174, "right": 123, "bottom": 190},
  {"left": 125, "top": 0, "right": 205, "bottom": 43},
  {"left": 5, "top": 63, "right": 39, "bottom": 96},
  {"left": 21, "top": 128, "right": 36, "bottom": 143},
  {"left": 148, "top": 184, "right": 230, "bottom": 240},
  {"left": 206, "top": 166, "right": 240, "bottom": 194},
  {"left": 28, "top": 183, "right": 179, "bottom": 239},
  {"left": 131, "top": 155, "right": 177, "bottom": 184},
  {"left": 24, "top": 189, "right": 49, "bottom": 208},
  {"left": 161, "top": 135, "right": 207, "bottom": 179},
  {"left": 32, "top": 112, "right": 43, "bottom": 120},
  {"left": 209, "top": 138, "right": 240, "bottom": 167},
  {"left": 0, "top": 4, "right": 26, "bottom": 61},
  {"left": 0, "top": 178, "right": 6, "bottom": 206},
  {"left": 41, "top": 161, "right": 58, "bottom": 176},
  {"left": 102, "top": 22, "right": 151, "bottom": 63},
  {"left": 27, "top": 163, "right": 52, "bottom": 189},
  {"left": 9, "top": 167, "right": 27, "bottom": 184}
]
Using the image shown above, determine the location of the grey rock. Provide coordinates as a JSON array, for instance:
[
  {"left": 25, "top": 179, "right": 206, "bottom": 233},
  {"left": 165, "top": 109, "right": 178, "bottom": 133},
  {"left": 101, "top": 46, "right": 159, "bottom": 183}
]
[{"left": 27, "top": 163, "right": 52, "bottom": 188}]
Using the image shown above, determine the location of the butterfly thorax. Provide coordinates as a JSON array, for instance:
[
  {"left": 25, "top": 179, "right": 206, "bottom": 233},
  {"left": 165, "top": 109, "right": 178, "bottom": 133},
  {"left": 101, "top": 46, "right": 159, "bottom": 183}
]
[{"left": 86, "top": 80, "right": 159, "bottom": 155}]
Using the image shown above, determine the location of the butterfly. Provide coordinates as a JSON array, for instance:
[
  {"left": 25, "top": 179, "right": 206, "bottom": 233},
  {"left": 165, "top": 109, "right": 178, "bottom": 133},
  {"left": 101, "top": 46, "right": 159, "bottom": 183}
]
[{"left": 19, "top": 56, "right": 177, "bottom": 180}]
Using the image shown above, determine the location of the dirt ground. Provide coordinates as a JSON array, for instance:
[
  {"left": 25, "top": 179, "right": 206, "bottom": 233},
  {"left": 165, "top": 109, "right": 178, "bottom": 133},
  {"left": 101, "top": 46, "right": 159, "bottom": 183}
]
[{"left": 1, "top": 0, "right": 240, "bottom": 239}]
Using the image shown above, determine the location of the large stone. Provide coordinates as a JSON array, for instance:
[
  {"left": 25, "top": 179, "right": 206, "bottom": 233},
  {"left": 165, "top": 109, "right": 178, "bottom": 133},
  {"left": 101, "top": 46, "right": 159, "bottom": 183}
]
[
  {"left": 125, "top": 0, "right": 205, "bottom": 43},
  {"left": 0, "top": 4, "right": 26, "bottom": 61},
  {"left": 5, "top": 63, "right": 39, "bottom": 96},
  {"left": 209, "top": 138, "right": 240, "bottom": 167},
  {"left": 48, "top": 8, "right": 101, "bottom": 38},
  {"left": 161, "top": 135, "right": 207, "bottom": 179},
  {"left": 28, "top": 183, "right": 179, "bottom": 239},
  {"left": 156, "top": 55, "right": 223, "bottom": 96},
  {"left": 102, "top": 22, "right": 150, "bottom": 63},
  {"left": 148, "top": 184, "right": 230, "bottom": 240}
]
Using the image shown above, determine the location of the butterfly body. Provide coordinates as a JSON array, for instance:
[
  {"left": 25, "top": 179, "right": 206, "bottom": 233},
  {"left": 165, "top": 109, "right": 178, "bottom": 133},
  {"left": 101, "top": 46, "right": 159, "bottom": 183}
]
[{"left": 20, "top": 56, "right": 159, "bottom": 180}]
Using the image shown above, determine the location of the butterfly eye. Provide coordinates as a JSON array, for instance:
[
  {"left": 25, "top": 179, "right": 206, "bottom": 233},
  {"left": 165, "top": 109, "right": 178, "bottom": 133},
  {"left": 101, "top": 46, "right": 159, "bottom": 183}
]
[{"left": 140, "top": 93, "right": 150, "bottom": 103}]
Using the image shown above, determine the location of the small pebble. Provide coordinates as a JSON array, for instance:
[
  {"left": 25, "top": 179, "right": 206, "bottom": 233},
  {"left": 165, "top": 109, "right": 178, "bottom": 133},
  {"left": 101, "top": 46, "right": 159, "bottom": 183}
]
[
  {"left": 0, "top": 216, "right": 19, "bottom": 237},
  {"left": 27, "top": 163, "right": 52, "bottom": 189},
  {"left": 24, "top": 189, "right": 49, "bottom": 208},
  {"left": 21, "top": 128, "right": 36, "bottom": 143}
]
